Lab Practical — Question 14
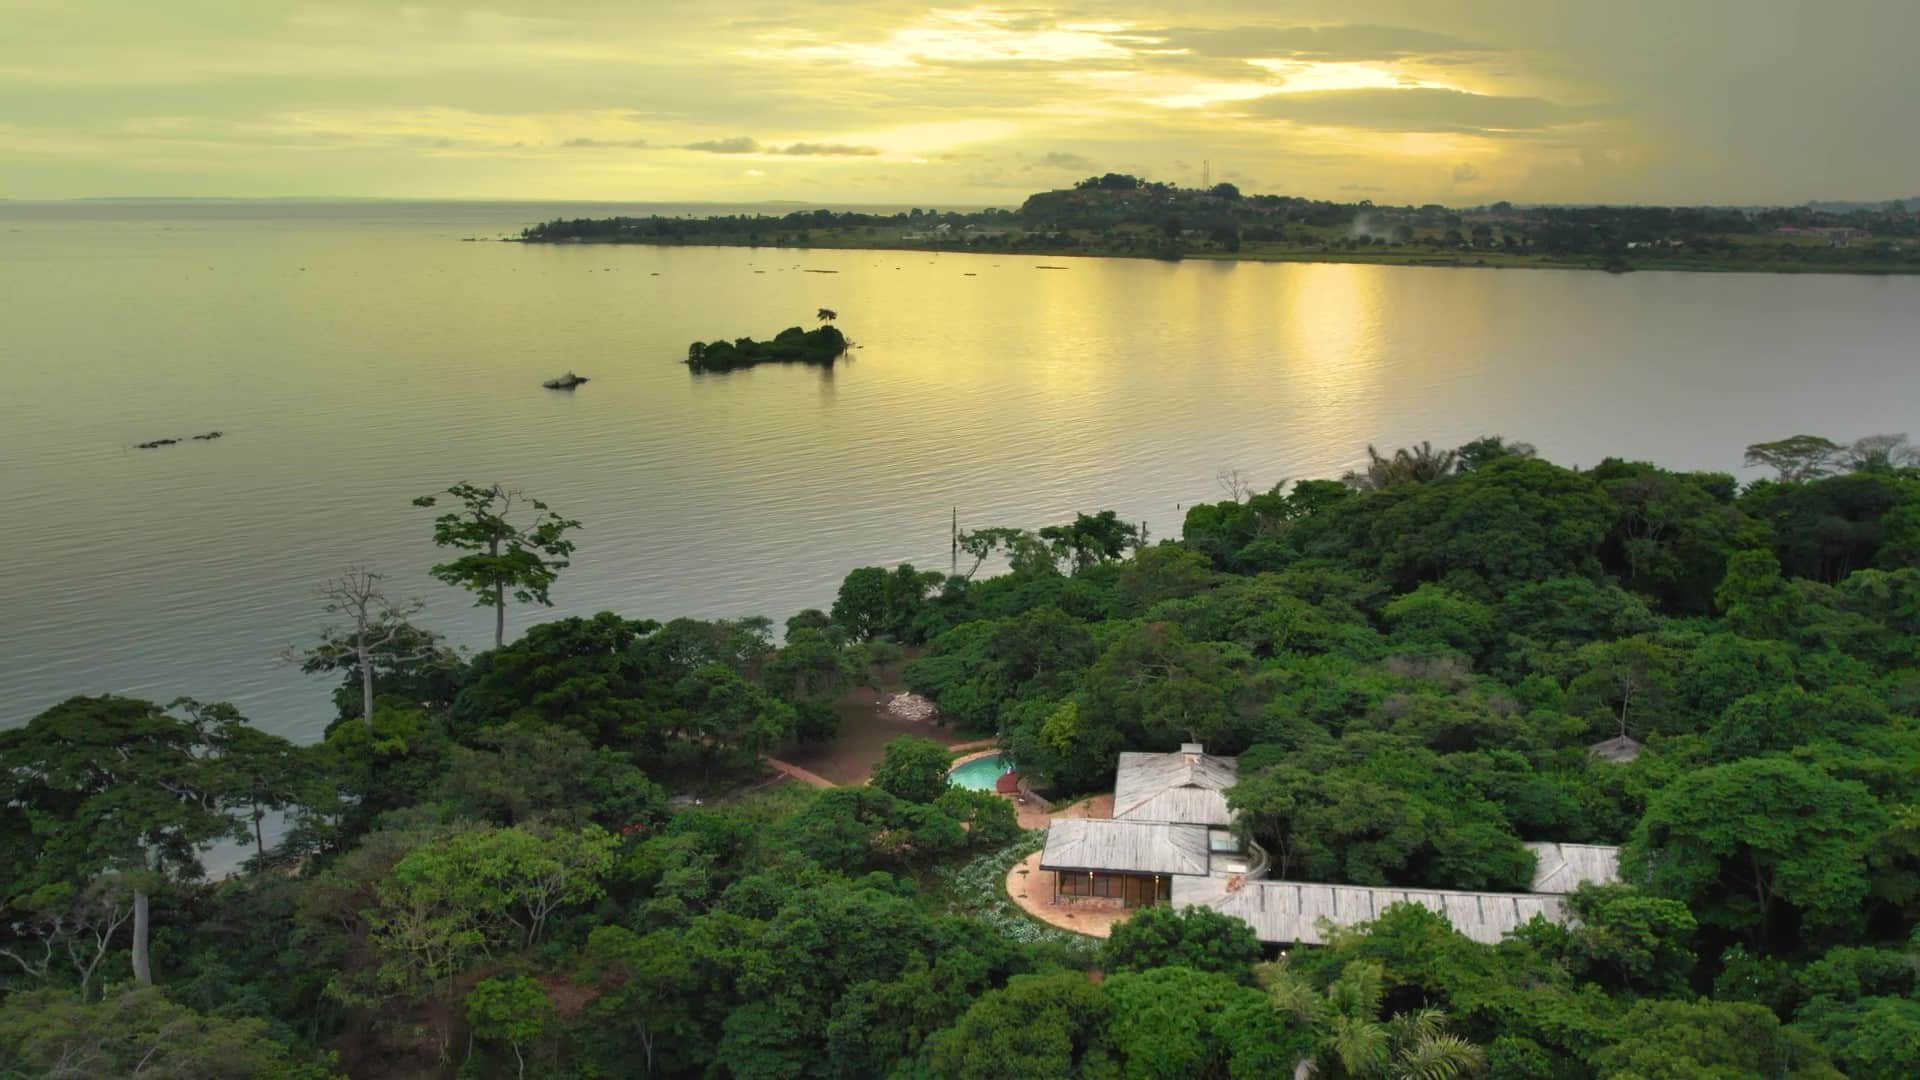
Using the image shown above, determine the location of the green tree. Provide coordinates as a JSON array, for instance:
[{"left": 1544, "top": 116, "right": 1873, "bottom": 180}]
[
  {"left": 1565, "top": 635, "right": 1681, "bottom": 740},
  {"left": 1588, "top": 998, "right": 1838, "bottom": 1078},
  {"left": 672, "top": 663, "right": 797, "bottom": 774},
  {"left": 1341, "top": 441, "right": 1458, "bottom": 491},
  {"left": 957, "top": 526, "right": 1059, "bottom": 579},
  {"left": 436, "top": 724, "right": 665, "bottom": 829},
  {"left": 1744, "top": 434, "right": 1842, "bottom": 482},
  {"left": 367, "top": 824, "right": 617, "bottom": 997},
  {"left": 1792, "top": 995, "right": 1920, "bottom": 1079},
  {"left": 581, "top": 925, "right": 702, "bottom": 1077},
  {"left": 1040, "top": 510, "right": 1144, "bottom": 570},
  {"left": 831, "top": 564, "right": 944, "bottom": 641},
  {"left": 448, "top": 612, "right": 661, "bottom": 744},
  {"left": 1454, "top": 435, "right": 1536, "bottom": 472},
  {"left": 0, "top": 696, "right": 279, "bottom": 986},
  {"left": 0, "top": 986, "right": 333, "bottom": 1079},
  {"left": 1118, "top": 544, "right": 1216, "bottom": 610},
  {"left": 466, "top": 975, "right": 551, "bottom": 1080},
  {"left": 1104, "top": 966, "right": 1300, "bottom": 1078},
  {"left": 1382, "top": 584, "right": 1496, "bottom": 661},
  {"left": 1078, "top": 622, "right": 1239, "bottom": 750},
  {"left": 1102, "top": 904, "right": 1263, "bottom": 981},
  {"left": 414, "top": 481, "right": 581, "bottom": 648},
  {"left": 926, "top": 969, "right": 1117, "bottom": 1079},
  {"left": 1554, "top": 883, "right": 1698, "bottom": 996},
  {"left": 1625, "top": 758, "right": 1883, "bottom": 947},
  {"left": 870, "top": 736, "right": 953, "bottom": 804},
  {"left": 0, "top": 875, "right": 136, "bottom": 1001}
]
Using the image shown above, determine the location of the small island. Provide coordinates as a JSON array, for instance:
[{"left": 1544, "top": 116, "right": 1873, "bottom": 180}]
[{"left": 686, "top": 324, "right": 849, "bottom": 373}]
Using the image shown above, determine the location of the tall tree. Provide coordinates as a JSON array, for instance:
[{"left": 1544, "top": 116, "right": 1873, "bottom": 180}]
[
  {"left": 0, "top": 875, "right": 136, "bottom": 1001},
  {"left": 414, "top": 482, "right": 581, "bottom": 648},
  {"left": 286, "top": 566, "right": 446, "bottom": 730},
  {"left": 0, "top": 696, "right": 273, "bottom": 986},
  {"left": 1341, "top": 441, "right": 1459, "bottom": 491},
  {"left": 1625, "top": 758, "right": 1883, "bottom": 948},
  {"left": 1039, "top": 510, "right": 1143, "bottom": 570},
  {"left": 1840, "top": 433, "right": 1919, "bottom": 473},
  {"left": 1743, "top": 434, "right": 1842, "bottom": 482}
]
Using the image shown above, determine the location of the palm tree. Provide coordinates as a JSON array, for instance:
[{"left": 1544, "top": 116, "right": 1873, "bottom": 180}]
[
  {"left": 1257, "top": 961, "right": 1488, "bottom": 1080},
  {"left": 1340, "top": 442, "right": 1458, "bottom": 491}
]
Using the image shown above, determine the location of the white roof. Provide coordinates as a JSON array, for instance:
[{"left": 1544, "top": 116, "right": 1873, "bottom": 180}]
[
  {"left": 1040, "top": 818, "right": 1211, "bottom": 877},
  {"left": 1525, "top": 843, "right": 1622, "bottom": 894},
  {"left": 1112, "top": 749, "right": 1239, "bottom": 826},
  {"left": 1172, "top": 876, "right": 1568, "bottom": 946}
]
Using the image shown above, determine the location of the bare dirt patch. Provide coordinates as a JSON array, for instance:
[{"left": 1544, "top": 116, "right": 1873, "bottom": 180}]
[{"left": 777, "top": 680, "right": 976, "bottom": 786}]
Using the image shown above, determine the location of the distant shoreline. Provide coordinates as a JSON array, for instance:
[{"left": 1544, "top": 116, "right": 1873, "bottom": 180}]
[{"left": 506, "top": 234, "right": 1920, "bottom": 277}]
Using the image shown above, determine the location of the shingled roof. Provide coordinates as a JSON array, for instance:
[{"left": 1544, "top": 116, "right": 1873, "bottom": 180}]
[
  {"left": 1171, "top": 876, "right": 1569, "bottom": 946},
  {"left": 1111, "top": 744, "right": 1238, "bottom": 826},
  {"left": 1040, "top": 818, "right": 1212, "bottom": 877}
]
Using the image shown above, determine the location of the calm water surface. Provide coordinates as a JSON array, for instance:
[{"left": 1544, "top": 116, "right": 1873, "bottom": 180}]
[{"left": 5, "top": 201, "right": 1919, "bottom": 740}]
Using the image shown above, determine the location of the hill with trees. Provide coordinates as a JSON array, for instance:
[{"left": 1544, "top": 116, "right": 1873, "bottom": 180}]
[
  {"left": 518, "top": 177, "right": 1920, "bottom": 275},
  {"left": 6, "top": 433, "right": 1920, "bottom": 1076}
]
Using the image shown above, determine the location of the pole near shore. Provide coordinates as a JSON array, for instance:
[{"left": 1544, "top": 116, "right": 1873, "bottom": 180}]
[{"left": 951, "top": 506, "right": 958, "bottom": 575}]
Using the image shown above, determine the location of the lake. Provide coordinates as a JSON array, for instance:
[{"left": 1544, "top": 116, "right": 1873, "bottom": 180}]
[{"left": 5, "top": 200, "right": 1919, "bottom": 741}]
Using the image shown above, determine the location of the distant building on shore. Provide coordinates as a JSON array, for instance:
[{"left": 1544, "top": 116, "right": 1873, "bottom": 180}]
[{"left": 1776, "top": 225, "right": 1872, "bottom": 247}]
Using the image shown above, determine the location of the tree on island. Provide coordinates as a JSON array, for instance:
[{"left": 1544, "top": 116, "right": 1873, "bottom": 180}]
[
  {"left": 414, "top": 482, "right": 581, "bottom": 649},
  {"left": 685, "top": 325, "right": 849, "bottom": 373}
]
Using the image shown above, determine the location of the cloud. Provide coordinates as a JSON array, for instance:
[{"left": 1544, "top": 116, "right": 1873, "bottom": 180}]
[
  {"left": 683, "top": 136, "right": 880, "bottom": 156},
  {"left": 1452, "top": 162, "right": 1480, "bottom": 182},
  {"left": 563, "top": 137, "right": 648, "bottom": 149},
  {"left": 776, "top": 142, "right": 879, "bottom": 156},
  {"left": 1340, "top": 183, "right": 1385, "bottom": 192},
  {"left": 1244, "top": 87, "right": 1597, "bottom": 135},
  {"left": 1034, "top": 150, "right": 1093, "bottom": 170},
  {"left": 684, "top": 136, "right": 761, "bottom": 153},
  {"left": 1145, "top": 25, "right": 1486, "bottom": 62}
]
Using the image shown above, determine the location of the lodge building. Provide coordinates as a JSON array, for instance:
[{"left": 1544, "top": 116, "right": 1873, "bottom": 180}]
[{"left": 1036, "top": 744, "right": 1621, "bottom": 944}]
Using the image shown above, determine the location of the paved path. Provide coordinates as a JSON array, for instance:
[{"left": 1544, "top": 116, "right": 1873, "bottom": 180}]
[{"left": 762, "top": 756, "right": 836, "bottom": 789}]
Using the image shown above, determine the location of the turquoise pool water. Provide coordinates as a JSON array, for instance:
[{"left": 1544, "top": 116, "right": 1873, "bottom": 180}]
[{"left": 948, "top": 753, "right": 1012, "bottom": 792}]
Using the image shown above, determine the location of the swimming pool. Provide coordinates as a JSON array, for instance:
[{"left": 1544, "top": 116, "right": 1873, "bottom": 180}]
[{"left": 947, "top": 752, "right": 1013, "bottom": 792}]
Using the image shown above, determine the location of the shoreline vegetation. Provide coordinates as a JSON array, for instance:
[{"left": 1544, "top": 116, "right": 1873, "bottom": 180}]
[
  {"left": 6, "top": 431, "right": 1920, "bottom": 1075},
  {"left": 685, "top": 323, "right": 849, "bottom": 373},
  {"left": 515, "top": 173, "right": 1920, "bottom": 276}
]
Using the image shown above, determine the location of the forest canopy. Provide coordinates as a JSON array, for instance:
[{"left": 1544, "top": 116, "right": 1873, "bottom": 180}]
[{"left": 5, "top": 431, "right": 1920, "bottom": 1077}]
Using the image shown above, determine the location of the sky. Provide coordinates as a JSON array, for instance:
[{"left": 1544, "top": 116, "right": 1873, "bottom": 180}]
[{"left": 4, "top": 1, "right": 1915, "bottom": 207}]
